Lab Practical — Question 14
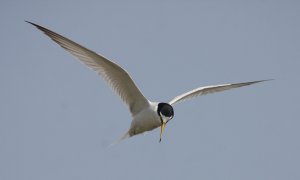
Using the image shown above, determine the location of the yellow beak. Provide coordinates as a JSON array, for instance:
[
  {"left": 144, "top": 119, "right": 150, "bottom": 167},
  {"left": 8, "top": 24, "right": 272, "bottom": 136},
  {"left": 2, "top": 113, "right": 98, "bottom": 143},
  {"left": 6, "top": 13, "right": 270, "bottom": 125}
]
[{"left": 159, "top": 122, "right": 166, "bottom": 142}]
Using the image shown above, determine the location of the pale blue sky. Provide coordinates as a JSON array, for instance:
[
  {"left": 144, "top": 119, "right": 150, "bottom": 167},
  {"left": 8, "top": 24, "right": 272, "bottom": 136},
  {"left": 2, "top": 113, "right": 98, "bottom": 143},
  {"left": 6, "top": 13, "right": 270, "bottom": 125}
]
[{"left": 1, "top": 1, "right": 299, "bottom": 180}]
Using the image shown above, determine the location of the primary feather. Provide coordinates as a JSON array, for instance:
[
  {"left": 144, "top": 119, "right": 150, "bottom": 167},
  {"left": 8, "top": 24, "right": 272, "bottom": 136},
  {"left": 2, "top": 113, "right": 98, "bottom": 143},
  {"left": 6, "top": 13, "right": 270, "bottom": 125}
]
[
  {"left": 26, "top": 21, "right": 149, "bottom": 115},
  {"left": 169, "top": 80, "right": 271, "bottom": 105}
]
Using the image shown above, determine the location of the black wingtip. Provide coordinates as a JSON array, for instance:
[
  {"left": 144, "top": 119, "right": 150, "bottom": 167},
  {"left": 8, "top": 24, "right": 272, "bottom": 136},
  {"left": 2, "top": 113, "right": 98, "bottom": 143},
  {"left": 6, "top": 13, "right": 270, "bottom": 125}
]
[
  {"left": 258, "top": 79, "right": 274, "bottom": 83},
  {"left": 25, "top": 20, "right": 40, "bottom": 28},
  {"left": 25, "top": 20, "right": 34, "bottom": 25},
  {"left": 246, "top": 79, "right": 274, "bottom": 85},
  {"left": 25, "top": 21, "right": 54, "bottom": 37}
]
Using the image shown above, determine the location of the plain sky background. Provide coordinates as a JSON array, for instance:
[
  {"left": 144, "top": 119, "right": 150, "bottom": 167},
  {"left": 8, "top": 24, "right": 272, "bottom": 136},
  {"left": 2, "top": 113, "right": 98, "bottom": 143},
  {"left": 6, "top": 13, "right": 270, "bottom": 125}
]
[{"left": 1, "top": 1, "right": 299, "bottom": 180}]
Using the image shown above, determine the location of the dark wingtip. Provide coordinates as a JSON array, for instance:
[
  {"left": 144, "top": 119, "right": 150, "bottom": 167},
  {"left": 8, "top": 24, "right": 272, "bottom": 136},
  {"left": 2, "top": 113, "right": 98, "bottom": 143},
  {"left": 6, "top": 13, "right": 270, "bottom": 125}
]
[
  {"left": 25, "top": 20, "right": 34, "bottom": 25},
  {"left": 25, "top": 20, "right": 41, "bottom": 28},
  {"left": 262, "top": 79, "right": 274, "bottom": 82},
  {"left": 257, "top": 79, "right": 274, "bottom": 83},
  {"left": 25, "top": 21, "right": 54, "bottom": 38},
  {"left": 246, "top": 79, "right": 274, "bottom": 85}
]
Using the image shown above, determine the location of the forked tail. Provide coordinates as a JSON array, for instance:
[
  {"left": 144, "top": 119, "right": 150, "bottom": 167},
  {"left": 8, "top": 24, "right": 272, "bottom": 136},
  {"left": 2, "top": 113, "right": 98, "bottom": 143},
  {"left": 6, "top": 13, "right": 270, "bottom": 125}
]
[{"left": 107, "top": 131, "right": 131, "bottom": 148}]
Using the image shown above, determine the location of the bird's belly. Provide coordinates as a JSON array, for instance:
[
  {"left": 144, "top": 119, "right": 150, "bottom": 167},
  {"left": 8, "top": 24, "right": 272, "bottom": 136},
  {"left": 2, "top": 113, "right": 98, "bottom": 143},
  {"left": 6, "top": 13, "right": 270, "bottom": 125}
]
[{"left": 129, "top": 110, "right": 161, "bottom": 136}]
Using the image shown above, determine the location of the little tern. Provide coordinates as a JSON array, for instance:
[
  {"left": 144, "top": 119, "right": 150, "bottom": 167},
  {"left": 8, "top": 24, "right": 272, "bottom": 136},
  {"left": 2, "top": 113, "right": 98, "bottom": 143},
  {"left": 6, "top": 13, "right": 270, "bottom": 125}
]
[{"left": 27, "top": 21, "right": 270, "bottom": 142}]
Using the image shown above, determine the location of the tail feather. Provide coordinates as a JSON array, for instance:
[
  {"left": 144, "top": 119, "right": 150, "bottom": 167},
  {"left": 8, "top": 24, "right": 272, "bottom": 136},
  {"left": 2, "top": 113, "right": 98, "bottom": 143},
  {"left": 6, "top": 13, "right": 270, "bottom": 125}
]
[
  {"left": 119, "top": 132, "right": 131, "bottom": 142},
  {"left": 108, "top": 131, "right": 131, "bottom": 148}
]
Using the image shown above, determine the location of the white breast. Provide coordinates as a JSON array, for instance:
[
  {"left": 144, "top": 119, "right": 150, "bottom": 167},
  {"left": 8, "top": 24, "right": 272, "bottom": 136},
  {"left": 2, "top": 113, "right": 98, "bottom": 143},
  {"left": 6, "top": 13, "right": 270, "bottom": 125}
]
[{"left": 128, "top": 102, "right": 161, "bottom": 136}]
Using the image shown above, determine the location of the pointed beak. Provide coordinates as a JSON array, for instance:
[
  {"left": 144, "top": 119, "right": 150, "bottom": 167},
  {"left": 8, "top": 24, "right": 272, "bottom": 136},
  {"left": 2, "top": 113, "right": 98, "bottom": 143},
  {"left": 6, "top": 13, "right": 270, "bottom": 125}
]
[{"left": 159, "top": 122, "right": 166, "bottom": 143}]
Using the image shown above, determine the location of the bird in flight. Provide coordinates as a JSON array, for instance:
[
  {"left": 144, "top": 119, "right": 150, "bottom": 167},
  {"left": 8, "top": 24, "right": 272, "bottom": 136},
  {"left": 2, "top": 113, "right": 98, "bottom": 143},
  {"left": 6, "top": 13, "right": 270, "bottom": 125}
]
[{"left": 27, "top": 21, "right": 270, "bottom": 143}]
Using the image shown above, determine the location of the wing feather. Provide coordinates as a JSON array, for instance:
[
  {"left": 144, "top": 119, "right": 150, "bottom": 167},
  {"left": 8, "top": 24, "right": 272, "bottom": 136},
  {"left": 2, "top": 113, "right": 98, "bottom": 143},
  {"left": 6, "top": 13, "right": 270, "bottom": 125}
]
[
  {"left": 27, "top": 21, "right": 149, "bottom": 115},
  {"left": 169, "top": 80, "right": 271, "bottom": 105}
]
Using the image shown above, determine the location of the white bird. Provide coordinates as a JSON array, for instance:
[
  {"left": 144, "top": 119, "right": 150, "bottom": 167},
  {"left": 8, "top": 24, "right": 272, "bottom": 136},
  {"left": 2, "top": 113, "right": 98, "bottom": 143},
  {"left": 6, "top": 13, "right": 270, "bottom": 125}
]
[{"left": 27, "top": 21, "right": 270, "bottom": 142}]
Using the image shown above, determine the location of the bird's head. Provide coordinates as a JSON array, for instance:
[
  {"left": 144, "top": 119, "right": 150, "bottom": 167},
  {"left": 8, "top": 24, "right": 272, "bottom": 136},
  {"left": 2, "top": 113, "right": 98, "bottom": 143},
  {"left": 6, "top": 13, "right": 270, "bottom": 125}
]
[{"left": 157, "top": 102, "right": 174, "bottom": 142}]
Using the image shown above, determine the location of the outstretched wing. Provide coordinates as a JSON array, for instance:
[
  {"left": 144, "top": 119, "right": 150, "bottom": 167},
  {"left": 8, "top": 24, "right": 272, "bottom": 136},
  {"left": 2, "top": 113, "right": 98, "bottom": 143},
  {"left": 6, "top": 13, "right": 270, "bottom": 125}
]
[
  {"left": 27, "top": 21, "right": 149, "bottom": 115},
  {"left": 169, "top": 80, "right": 271, "bottom": 105}
]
